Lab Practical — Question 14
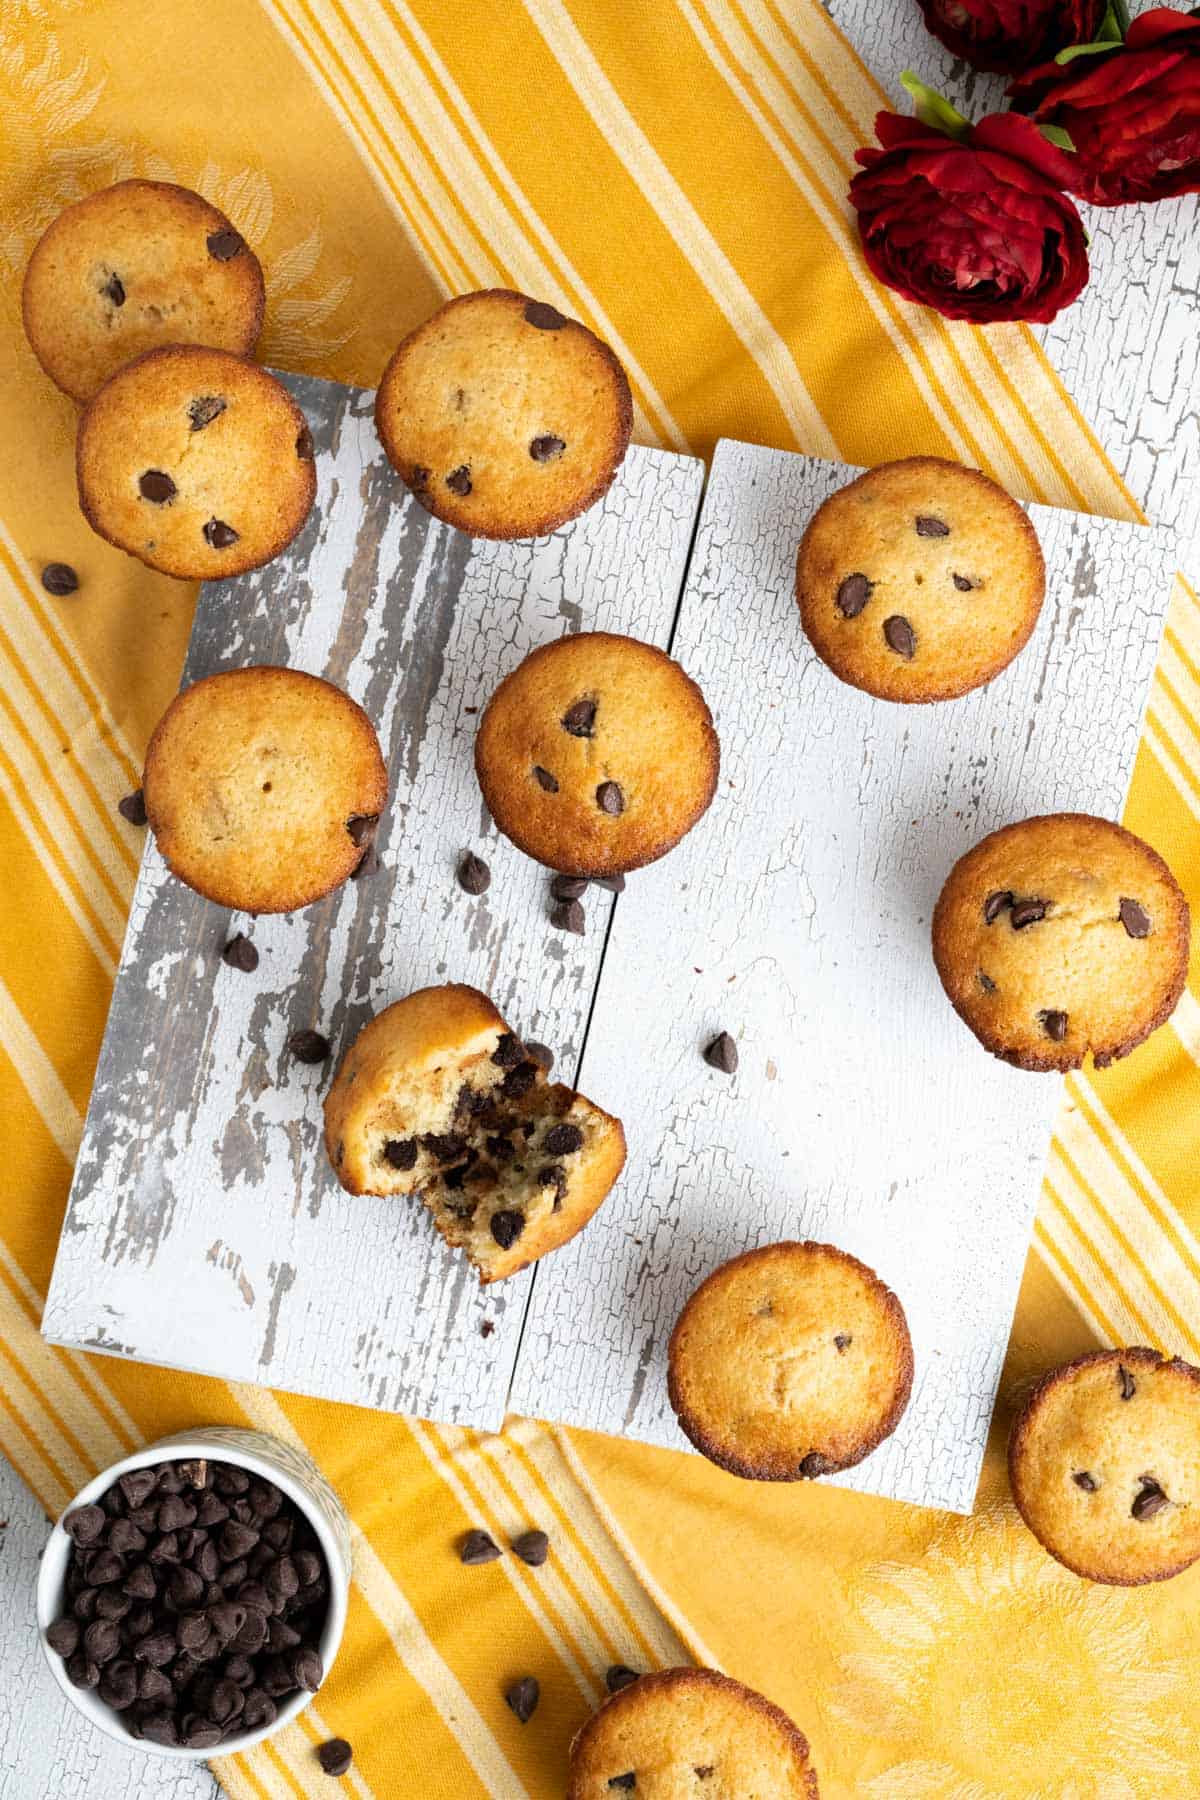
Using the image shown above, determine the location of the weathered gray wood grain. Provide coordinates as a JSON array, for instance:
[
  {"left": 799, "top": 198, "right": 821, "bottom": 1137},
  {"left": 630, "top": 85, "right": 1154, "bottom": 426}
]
[
  {"left": 41, "top": 373, "right": 705, "bottom": 1429},
  {"left": 511, "top": 438, "right": 1177, "bottom": 1512}
]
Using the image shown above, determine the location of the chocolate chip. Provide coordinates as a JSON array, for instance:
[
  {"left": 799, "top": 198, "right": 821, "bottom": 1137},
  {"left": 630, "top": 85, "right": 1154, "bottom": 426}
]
[
  {"left": 208, "top": 1602, "right": 246, "bottom": 1643},
  {"left": 608, "top": 1777, "right": 636, "bottom": 1791},
  {"left": 421, "top": 1132, "right": 467, "bottom": 1163},
  {"left": 107, "top": 1518, "right": 147, "bottom": 1555},
  {"left": 206, "top": 228, "right": 245, "bottom": 261},
  {"left": 242, "top": 1688, "right": 278, "bottom": 1730},
  {"left": 214, "top": 1466, "right": 250, "bottom": 1496},
  {"left": 134, "top": 1631, "right": 176, "bottom": 1667},
  {"left": 65, "top": 1653, "right": 101, "bottom": 1689},
  {"left": 834, "top": 1333, "right": 852, "bottom": 1352},
  {"left": 1010, "top": 898, "right": 1048, "bottom": 930},
  {"left": 551, "top": 874, "right": 588, "bottom": 900},
  {"left": 506, "top": 1675, "right": 539, "bottom": 1722},
  {"left": 138, "top": 470, "right": 176, "bottom": 503},
  {"left": 219, "top": 1520, "right": 260, "bottom": 1561},
  {"left": 593, "top": 873, "right": 626, "bottom": 893},
  {"left": 86, "top": 1549, "right": 125, "bottom": 1585},
  {"left": 83, "top": 1618, "right": 122, "bottom": 1664},
  {"left": 952, "top": 573, "right": 975, "bottom": 592},
  {"left": 445, "top": 465, "right": 472, "bottom": 496},
  {"left": 196, "top": 1492, "right": 229, "bottom": 1528},
  {"left": 524, "top": 300, "right": 566, "bottom": 330},
  {"left": 538, "top": 1165, "right": 567, "bottom": 1206},
  {"left": 480, "top": 1319, "right": 495, "bottom": 1338},
  {"left": 1119, "top": 897, "right": 1151, "bottom": 939},
  {"left": 1039, "top": 1009, "right": 1068, "bottom": 1042},
  {"left": 883, "top": 615, "right": 915, "bottom": 659},
  {"left": 533, "top": 765, "right": 559, "bottom": 792},
  {"left": 1118, "top": 1364, "right": 1136, "bottom": 1401},
  {"left": 916, "top": 515, "right": 950, "bottom": 537},
  {"left": 1072, "top": 1471, "right": 1097, "bottom": 1491},
  {"left": 551, "top": 898, "right": 585, "bottom": 935},
  {"left": 123, "top": 1562, "right": 158, "bottom": 1600},
  {"left": 222, "top": 932, "right": 258, "bottom": 973},
  {"left": 46, "top": 1617, "right": 80, "bottom": 1657},
  {"left": 1132, "top": 1477, "right": 1169, "bottom": 1521},
  {"left": 296, "top": 425, "right": 315, "bottom": 461},
  {"left": 694, "top": 1768, "right": 715, "bottom": 1781},
  {"left": 189, "top": 395, "right": 227, "bottom": 431},
  {"left": 318, "top": 1737, "right": 354, "bottom": 1776},
  {"left": 138, "top": 1666, "right": 172, "bottom": 1703},
  {"left": 72, "top": 1588, "right": 100, "bottom": 1621},
  {"left": 288, "top": 1029, "right": 330, "bottom": 1064},
  {"left": 459, "top": 1529, "right": 501, "bottom": 1565},
  {"left": 184, "top": 1719, "right": 223, "bottom": 1749},
  {"left": 292, "top": 1646, "right": 324, "bottom": 1691},
  {"left": 99, "top": 1659, "right": 138, "bottom": 1710},
  {"left": 64, "top": 1504, "right": 107, "bottom": 1545},
  {"left": 606, "top": 1665, "right": 640, "bottom": 1693},
  {"left": 596, "top": 780, "right": 625, "bottom": 815},
  {"left": 203, "top": 518, "right": 240, "bottom": 549},
  {"left": 41, "top": 562, "right": 79, "bottom": 596},
  {"left": 562, "top": 698, "right": 596, "bottom": 737},
  {"left": 798, "top": 1452, "right": 833, "bottom": 1478},
  {"left": 492, "top": 1032, "right": 524, "bottom": 1069},
  {"left": 835, "top": 573, "right": 872, "bottom": 618},
  {"left": 511, "top": 1528, "right": 549, "bottom": 1567},
  {"left": 101, "top": 273, "right": 126, "bottom": 306},
  {"left": 458, "top": 851, "right": 491, "bottom": 895},
  {"left": 530, "top": 434, "right": 566, "bottom": 462},
  {"left": 526, "top": 1040, "right": 554, "bottom": 1072},
  {"left": 490, "top": 1209, "right": 524, "bottom": 1250},
  {"left": 703, "top": 1031, "right": 738, "bottom": 1074},
  {"left": 978, "top": 971, "right": 996, "bottom": 993},
  {"left": 118, "top": 788, "right": 147, "bottom": 827},
  {"left": 544, "top": 1122, "right": 583, "bottom": 1156},
  {"left": 984, "top": 890, "right": 1013, "bottom": 925},
  {"left": 383, "top": 1138, "right": 418, "bottom": 1170}
]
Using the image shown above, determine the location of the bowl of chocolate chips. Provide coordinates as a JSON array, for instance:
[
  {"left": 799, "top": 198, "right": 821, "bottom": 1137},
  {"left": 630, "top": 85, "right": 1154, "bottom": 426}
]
[{"left": 37, "top": 1426, "right": 350, "bottom": 1758}]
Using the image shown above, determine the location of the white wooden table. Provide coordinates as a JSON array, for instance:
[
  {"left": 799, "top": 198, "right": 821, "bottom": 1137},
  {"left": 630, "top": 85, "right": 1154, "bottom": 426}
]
[{"left": 3, "top": 0, "right": 1194, "bottom": 1790}]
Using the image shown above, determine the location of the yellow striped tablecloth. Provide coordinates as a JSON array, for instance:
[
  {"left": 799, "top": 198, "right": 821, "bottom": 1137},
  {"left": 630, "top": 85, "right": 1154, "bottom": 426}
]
[{"left": 2, "top": 2, "right": 1198, "bottom": 1793}]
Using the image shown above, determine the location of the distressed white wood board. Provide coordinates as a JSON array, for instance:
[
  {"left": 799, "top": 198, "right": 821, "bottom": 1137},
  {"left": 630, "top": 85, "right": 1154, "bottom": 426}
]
[
  {"left": 511, "top": 438, "right": 1178, "bottom": 1514},
  {"left": 41, "top": 372, "right": 705, "bottom": 1428}
]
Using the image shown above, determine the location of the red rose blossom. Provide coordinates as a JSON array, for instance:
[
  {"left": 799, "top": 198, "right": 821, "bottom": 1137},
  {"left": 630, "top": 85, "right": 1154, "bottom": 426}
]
[
  {"left": 1009, "top": 8, "right": 1200, "bottom": 205},
  {"left": 849, "top": 111, "right": 1089, "bottom": 324},
  {"left": 918, "top": 0, "right": 1106, "bottom": 74}
]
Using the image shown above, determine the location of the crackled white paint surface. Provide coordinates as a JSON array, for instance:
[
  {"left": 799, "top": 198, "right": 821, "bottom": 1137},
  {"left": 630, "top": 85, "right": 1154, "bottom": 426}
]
[{"left": 511, "top": 441, "right": 1177, "bottom": 1512}]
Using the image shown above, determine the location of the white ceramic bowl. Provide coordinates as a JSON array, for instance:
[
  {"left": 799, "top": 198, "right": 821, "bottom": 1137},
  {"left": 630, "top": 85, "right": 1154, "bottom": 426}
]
[{"left": 36, "top": 1425, "right": 351, "bottom": 1761}]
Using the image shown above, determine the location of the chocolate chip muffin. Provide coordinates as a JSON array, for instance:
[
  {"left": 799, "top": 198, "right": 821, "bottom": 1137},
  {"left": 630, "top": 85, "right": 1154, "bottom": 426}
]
[
  {"left": 374, "top": 289, "right": 633, "bottom": 539},
  {"left": 76, "top": 346, "right": 316, "bottom": 579},
  {"left": 932, "top": 813, "right": 1190, "bottom": 1072},
  {"left": 567, "top": 1667, "right": 820, "bottom": 1798},
  {"left": 23, "top": 180, "right": 264, "bottom": 404},
  {"left": 797, "top": 457, "right": 1045, "bottom": 703},
  {"left": 1009, "top": 1348, "right": 1200, "bottom": 1585},
  {"left": 323, "top": 983, "right": 626, "bottom": 1283},
  {"left": 143, "top": 666, "right": 387, "bottom": 914},
  {"left": 474, "top": 632, "right": 719, "bottom": 878},
  {"left": 667, "top": 1241, "right": 913, "bottom": 1482}
]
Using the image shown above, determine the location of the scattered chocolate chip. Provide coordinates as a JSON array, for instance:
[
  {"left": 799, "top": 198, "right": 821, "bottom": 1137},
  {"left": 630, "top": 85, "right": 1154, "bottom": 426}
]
[
  {"left": 596, "top": 780, "right": 625, "bottom": 815},
  {"left": 1072, "top": 1471, "right": 1097, "bottom": 1491},
  {"left": 1118, "top": 1365, "right": 1136, "bottom": 1401},
  {"left": 222, "top": 932, "right": 259, "bottom": 973},
  {"left": 41, "top": 561, "right": 79, "bottom": 596},
  {"left": 445, "top": 465, "right": 472, "bottom": 496},
  {"left": 1039, "top": 1009, "right": 1068, "bottom": 1042},
  {"left": 525, "top": 1041, "right": 554, "bottom": 1073},
  {"left": 480, "top": 1319, "right": 495, "bottom": 1338},
  {"left": 118, "top": 788, "right": 147, "bottom": 827},
  {"left": 459, "top": 1529, "right": 502, "bottom": 1565},
  {"left": 288, "top": 1029, "right": 330, "bottom": 1064},
  {"left": 978, "top": 971, "right": 996, "bottom": 994},
  {"left": 798, "top": 1452, "right": 833, "bottom": 1478},
  {"left": 524, "top": 300, "right": 566, "bottom": 330},
  {"left": 458, "top": 851, "right": 491, "bottom": 895},
  {"left": 551, "top": 874, "right": 588, "bottom": 901},
  {"left": 506, "top": 1675, "right": 539, "bottom": 1722},
  {"left": 834, "top": 1333, "right": 851, "bottom": 1352},
  {"left": 606, "top": 1665, "right": 640, "bottom": 1694},
  {"left": 550, "top": 899, "right": 585, "bottom": 935},
  {"left": 203, "top": 518, "right": 240, "bottom": 549},
  {"left": 318, "top": 1737, "right": 354, "bottom": 1776},
  {"left": 883, "top": 614, "right": 915, "bottom": 659},
  {"left": 490, "top": 1209, "right": 525, "bottom": 1250},
  {"left": 593, "top": 873, "right": 626, "bottom": 893},
  {"left": 915, "top": 515, "right": 950, "bottom": 537},
  {"left": 138, "top": 470, "right": 176, "bottom": 503},
  {"left": 189, "top": 395, "right": 226, "bottom": 431},
  {"left": 608, "top": 1776, "right": 636, "bottom": 1791},
  {"left": 511, "top": 1529, "right": 549, "bottom": 1568},
  {"left": 984, "top": 890, "right": 1013, "bottom": 925},
  {"left": 1010, "top": 898, "right": 1048, "bottom": 930},
  {"left": 562, "top": 698, "right": 597, "bottom": 737},
  {"left": 101, "top": 273, "right": 126, "bottom": 307},
  {"left": 544, "top": 1122, "right": 584, "bottom": 1156},
  {"left": 533, "top": 765, "right": 559, "bottom": 792},
  {"left": 206, "top": 228, "right": 245, "bottom": 261},
  {"left": 530, "top": 434, "right": 566, "bottom": 462},
  {"left": 1119, "top": 898, "right": 1151, "bottom": 939},
  {"left": 64, "top": 1504, "right": 107, "bottom": 1545},
  {"left": 703, "top": 1031, "right": 738, "bottom": 1075},
  {"left": 952, "top": 573, "right": 975, "bottom": 592},
  {"left": 383, "top": 1138, "right": 418, "bottom": 1171},
  {"left": 835, "top": 573, "right": 871, "bottom": 618},
  {"left": 296, "top": 425, "right": 315, "bottom": 461},
  {"left": 1132, "top": 1477, "right": 1169, "bottom": 1521}
]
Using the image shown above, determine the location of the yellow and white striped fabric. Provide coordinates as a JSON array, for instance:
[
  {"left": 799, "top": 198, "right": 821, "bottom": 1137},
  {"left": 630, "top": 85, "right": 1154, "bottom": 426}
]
[{"left": 2, "top": 2, "right": 1198, "bottom": 1792}]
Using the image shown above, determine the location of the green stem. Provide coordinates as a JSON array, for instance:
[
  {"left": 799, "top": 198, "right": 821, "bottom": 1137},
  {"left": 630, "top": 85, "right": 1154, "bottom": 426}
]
[{"left": 1110, "top": 0, "right": 1131, "bottom": 36}]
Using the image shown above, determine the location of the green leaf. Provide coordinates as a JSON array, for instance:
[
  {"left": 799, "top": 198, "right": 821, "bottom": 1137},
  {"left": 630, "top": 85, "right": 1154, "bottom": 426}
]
[
  {"left": 1054, "top": 39, "right": 1120, "bottom": 64},
  {"left": 899, "top": 71, "right": 972, "bottom": 141},
  {"left": 1037, "top": 123, "right": 1076, "bottom": 151},
  {"left": 1108, "top": 0, "right": 1131, "bottom": 37},
  {"left": 1055, "top": 0, "right": 1127, "bottom": 59}
]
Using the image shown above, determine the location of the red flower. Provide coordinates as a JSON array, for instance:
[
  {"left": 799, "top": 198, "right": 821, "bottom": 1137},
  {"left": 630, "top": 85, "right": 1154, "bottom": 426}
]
[
  {"left": 849, "top": 111, "right": 1089, "bottom": 324},
  {"left": 918, "top": 0, "right": 1106, "bottom": 74},
  {"left": 1010, "top": 8, "right": 1200, "bottom": 204}
]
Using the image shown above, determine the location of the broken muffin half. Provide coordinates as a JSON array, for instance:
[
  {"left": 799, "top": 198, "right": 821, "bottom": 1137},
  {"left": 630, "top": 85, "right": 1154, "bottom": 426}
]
[{"left": 323, "top": 982, "right": 626, "bottom": 1282}]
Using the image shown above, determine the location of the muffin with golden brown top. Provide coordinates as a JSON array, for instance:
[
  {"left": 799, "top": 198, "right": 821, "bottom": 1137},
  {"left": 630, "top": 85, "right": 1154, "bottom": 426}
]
[
  {"left": 76, "top": 346, "right": 316, "bottom": 579},
  {"left": 374, "top": 289, "right": 632, "bottom": 539},
  {"left": 143, "top": 666, "right": 387, "bottom": 914},
  {"left": 932, "top": 813, "right": 1190, "bottom": 1072},
  {"left": 475, "top": 632, "right": 719, "bottom": 878},
  {"left": 23, "top": 180, "right": 264, "bottom": 404},
  {"left": 797, "top": 456, "right": 1045, "bottom": 703},
  {"left": 567, "top": 1667, "right": 820, "bottom": 1799},
  {"left": 667, "top": 1241, "right": 913, "bottom": 1482},
  {"left": 1009, "top": 1348, "right": 1200, "bottom": 1585},
  {"left": 323, "top": 983, "right": 625, "bottom": 1284}
]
